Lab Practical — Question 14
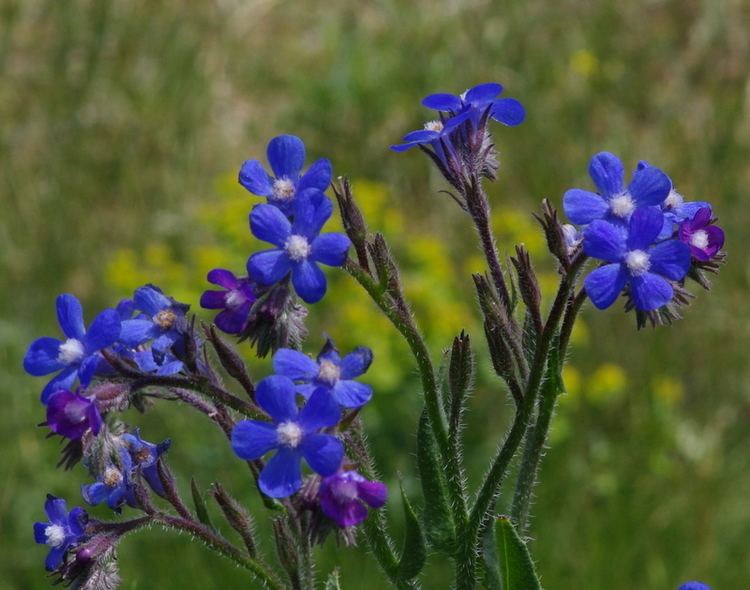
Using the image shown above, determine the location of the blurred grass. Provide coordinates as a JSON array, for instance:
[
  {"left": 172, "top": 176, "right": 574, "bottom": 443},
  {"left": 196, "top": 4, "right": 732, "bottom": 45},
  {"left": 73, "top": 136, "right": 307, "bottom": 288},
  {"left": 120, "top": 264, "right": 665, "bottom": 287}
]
[{"left": 2, "top": 0, "right": 749, "bottom": 588}]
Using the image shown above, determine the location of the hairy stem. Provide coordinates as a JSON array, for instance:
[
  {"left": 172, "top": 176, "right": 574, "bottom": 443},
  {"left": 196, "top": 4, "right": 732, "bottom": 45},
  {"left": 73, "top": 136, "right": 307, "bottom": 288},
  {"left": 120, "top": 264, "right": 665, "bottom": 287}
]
[{"left": 155, "top": 514, "right": 285, "bottom": 589}]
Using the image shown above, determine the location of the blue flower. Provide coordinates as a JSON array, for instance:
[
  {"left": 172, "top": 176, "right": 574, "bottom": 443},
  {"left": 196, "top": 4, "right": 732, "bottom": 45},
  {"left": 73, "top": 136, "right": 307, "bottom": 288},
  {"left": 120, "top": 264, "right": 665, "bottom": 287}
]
[
  {"left": 231, "top": 375, "right": 343, "bottom": 498},
  {"left": 239, "top": 134, "right": 332, "bottom": 216},
  {"left": 677, "top": 583, "right": 711, "bottom": 590},
  {"left": 390, "top": 110, "right": 472, "bottom": 156},
  {"left": 273, "top": 338, "right": 373, "bottom": 408},
  {"left": 133, "top": 347, "right": 184, "bottom": 376},
  {"left": 420, "top": 82, "right": 526, "bottom": 127},
  {"left": 247, "top": 192, "right": 351, "bottom": 304},
  {"left": 81, "top": 450, "right": 137, "bottom": 513},
  {"left": 24, "top": 294, "right": 122, "bottom": 403},
  {"left": 119, "top": 286, "right": 189, "bottom": 352},
  {"left": 563, "top": 152, "right": 672, "bottom": 226},
  {"left": 583, "top": 207, "right": 691, "bottom": 311},
  {"left": 200, "top": 269, "right": 258, "bottom": 334},
  {"left": 34, "top": 494, "right": 87, "bottom": 571},
  {"left": 122, "top": 429, "right": 171, "bottom": 497}
]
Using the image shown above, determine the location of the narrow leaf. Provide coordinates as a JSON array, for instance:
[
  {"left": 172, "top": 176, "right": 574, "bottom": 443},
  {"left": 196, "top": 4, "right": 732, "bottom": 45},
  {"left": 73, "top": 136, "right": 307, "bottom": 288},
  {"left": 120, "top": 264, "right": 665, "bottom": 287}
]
[
  {"left": 191, "top": 477, "right": 215, "bottom": 531},
  {"left": 396, "top": 482, "right": 426, "bottom": 581},
  {"left": 416, "top": 410, "right": 456, "bottom": 553},
  {"left": 484, "top": 516, "right": 542, "bottom": 590}
]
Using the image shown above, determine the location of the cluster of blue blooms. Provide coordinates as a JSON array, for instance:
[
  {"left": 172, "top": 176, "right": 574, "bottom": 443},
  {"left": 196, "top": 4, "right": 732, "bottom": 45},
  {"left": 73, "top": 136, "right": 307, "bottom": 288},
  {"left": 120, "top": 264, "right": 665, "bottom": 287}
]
[
  {"left": 25, "top": 136, "right": 385, "bottom": 578},
  {"left": 562, "top": 152, "right": 725, "bottom": 313},
  {"left": 25, "top": 82, "right": 723, "bottom": 588},
  {"left": 232, "top": 338, "right": 386, "bottom": 525}
]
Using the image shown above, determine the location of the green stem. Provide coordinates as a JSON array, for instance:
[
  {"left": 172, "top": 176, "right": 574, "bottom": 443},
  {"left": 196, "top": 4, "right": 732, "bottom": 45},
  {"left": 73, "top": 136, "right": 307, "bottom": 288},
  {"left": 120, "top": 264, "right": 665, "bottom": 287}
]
[
  {"left": 156, "top": 513, "right": 285, "bottom": 590},
  {"left": 510, "top": 286, "right": 588, "bottom": 533},
  {"left": 458, "top": 256, "right": 586, "bottom": 588},
  {"left": 345, "top": 261, "right": 467, "bottom": 524}
]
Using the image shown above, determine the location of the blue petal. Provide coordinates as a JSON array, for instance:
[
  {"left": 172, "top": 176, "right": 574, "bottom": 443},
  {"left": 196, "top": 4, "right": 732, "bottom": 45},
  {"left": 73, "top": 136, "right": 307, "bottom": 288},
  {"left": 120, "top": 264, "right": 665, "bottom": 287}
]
[
  {"left": 583, "top": 220, "right": 627, "bottom": 262},
  {"left": 34, "top": 522, "right": 48, "bottom": 544},
  {"left": 250, "top": 204, "right": 292, "bottom": 247},
  {"left": 464, "top": 83, "right": 503, "bottom": 105},
  {"left": 24, "top": 337, "right": 64, "bottom": 376},
  {"left": 83, "top": 309, "right": 121, "bottom": 352},
  {"left": 45, "top": 546, "right": 66, "bottom": 571},
  {"left": 40, "top": 367, "right": 77, "bottom": 404},
  {"left": 134, "top": 286, "right": 171, "bottom": 317},
  {"left": 81, "top": 482, "right": 109, "bottom": 505},
  {"left": 311, "top": 233, "right": 351, "bottom": 267},
  {"left": 402, "top": 129, "right": 440, "bottom": 143},
  {"left": 332, "top": 380, "right": 373, "bottom": 408},
  {"left": 256, "top": 375, "right": 299, "bottom": 422},
  {"left": 294, "top": 383, "right": 317, "bottom": 399},
  {"left": 77, "top": 354, "right": 100, "bottom": 387},
  {"left": 628, "top": 166, "right": 672, "bottom": 206},
  {"left": 297, "top": 158, "right": 332, "bottom": 193},
  {"left": 239, "top": 159, "right": 273, "bottom": 196},
  {"left": 44, "top": 495, "right": 68, "bottom": 523},
  {"left": 390, "top": 142, "right": 419, "bottom": 152},
  {"left": 630, "top": 272, "right": 673, "bottom": 311},
  {"left": 340, "top": 347, "right": 373, "bottom": 379},
  {"left": 298, "top": 388, "right": 341, "bottom": 432},
  {"left": 247, "top": 250, "right": 292, "bottom": 285},
  {"left": 421, "top": 93, "right": 462, "bottom": 111},
  {"left": 626, "top": 207, "right": 664, "bottom": 250},
  {"left": 292, "top": 193, "right": 333, "bottom": 239},
  {"left": 56, "top": 294, "right": 85, "bottom": 340},
  {"left": 106, "top": 485, "right": 126, "bottom": 510},
  {"left": 563, "top": 189, "right": 608, "bottom": 225},
  {"left": 657, "top": 215, "right": 676, "bottom": 240},
  {"left": 116, "top": 298, "right": 135, "bottom": 320},
  {"left": 491, "top": 98, "right": 525, "bottom": 126},
  {"left": 120, "top": 319, "right": 158, "bottom": 346},
  {"left": 584, "top": 263, "right": 629, "bottom": 310},
  {"left": 67, "top": 507, "right": 87, "bottom": 536},
  {"left": 588, "top": 152, "right": 624, "bottom": 198},
  {"left": 678, "top": 200, "right": 712, "bottom": 220},
  {"left": 300, "top": 433, "right": 343, "bottom": 476},
  {"left": 231, "top": 420, "right": 279, "bottom": 460},
  {"left": 273, "top": 349, "right": 319, "bottom": 381},
  {"left": 259, "top": 448, "right": 302, "bottom": 498},
  {"left": 292, "top": 260, "right": 327, "bottom": 303},
  {"left": 157, "top": 360, "right": 184, "bottom": 376},
  {"left": 267, "top": 135, "right": 305, "bottom": 179},
  {"left": 207, "top": 268, "right": 240, "bottom": 289},
  {"left": 648, "top": 240, "right": 691, "bottom": 281}
]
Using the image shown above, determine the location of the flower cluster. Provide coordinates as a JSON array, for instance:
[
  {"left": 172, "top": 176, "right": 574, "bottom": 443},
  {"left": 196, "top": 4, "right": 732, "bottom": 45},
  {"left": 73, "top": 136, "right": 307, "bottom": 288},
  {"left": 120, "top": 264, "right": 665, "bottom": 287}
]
[
  {"left": 232, "top": 338, "right": 386, "bottom": 527},
  {"left": 202, "top": 135, "right": 350, "bottom": 351},
  {"left": 392, "top": 82, "right": 525, "bottom": 189},
  {"left": 562, "top": 152, "right": 725, "bottom": 318}
]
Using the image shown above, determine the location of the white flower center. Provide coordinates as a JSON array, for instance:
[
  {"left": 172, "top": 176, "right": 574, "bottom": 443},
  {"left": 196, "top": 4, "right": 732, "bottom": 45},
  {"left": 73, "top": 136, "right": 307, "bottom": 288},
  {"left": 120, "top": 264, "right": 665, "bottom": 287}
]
[
  {"left": 625, "top": 250, "right": 651, "bottom": 276},
  {"left": 609, "top": 193, "right": 635, "bottom": 218},
  {"left": 276, "top": 421, "right": 303, "bottom": 448},
  {"left": 423, "top": 120, "right": 444, "bottom": 133},
  {"left": 663, "top": 189, "right": 683, "bottom": 211},
  {"left": 318, "top": 360, "right": 341, "bottom": 385},
  {"left": 225, "top": 289, "right": 246, "bottom": 310},
  {"left": 332, "top": 480, "right": 359, "bottom": 503},
  {"left": 272, "top": 178, "right": 296, "bottom": 201},
  {"left": 153, "top": 309, "right": 177, "bottom": 329},
  {"left": 58, "top": 338, "right": 85, "bottom": 365},
  {"left": 103, "top": 467, "right": 123, "bottom": 488},
  {"left": 284, "top": 235, "right": 311, "bottom": 262},
  {"left": 690, "top": 229, "right": 709, "bottom": 249},
  {"left": 44, "top": 524, "right": 66, "bottom": 547}
]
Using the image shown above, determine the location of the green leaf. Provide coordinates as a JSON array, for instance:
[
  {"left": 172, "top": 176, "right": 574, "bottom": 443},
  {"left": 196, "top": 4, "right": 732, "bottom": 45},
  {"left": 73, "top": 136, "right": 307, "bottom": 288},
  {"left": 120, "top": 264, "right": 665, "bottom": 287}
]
[
  {"left": 483, "top": 516, "right": 542, "bottom": 590},
  {"left": 191, "top": 477, "right": 215, "bottom": 531},
  {"left": 325, "top": 569, "right": 342, "bottom": 590},
  {"left": 416, "top": 410, "right": 456, "bottom": 553},
  {"left": 396, "top": 482, "right": 426, "bottom": 581}
]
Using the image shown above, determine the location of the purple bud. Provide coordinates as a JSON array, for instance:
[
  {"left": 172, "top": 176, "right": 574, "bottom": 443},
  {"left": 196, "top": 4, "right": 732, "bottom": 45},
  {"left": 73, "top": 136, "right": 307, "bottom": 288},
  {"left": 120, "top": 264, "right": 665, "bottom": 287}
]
[
  {"left": 318, "top": 470, "right": 387, "bottom": 528},
  {"left": 46, "top": 390, "right": 102, "bottom": 440}
]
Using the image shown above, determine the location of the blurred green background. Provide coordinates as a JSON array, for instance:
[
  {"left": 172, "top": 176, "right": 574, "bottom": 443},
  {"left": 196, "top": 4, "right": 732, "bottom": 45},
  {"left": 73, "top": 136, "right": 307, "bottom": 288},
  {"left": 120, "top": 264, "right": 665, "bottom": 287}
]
[{"left": 2, "top": 0, "right": 749, "bottom": 588}]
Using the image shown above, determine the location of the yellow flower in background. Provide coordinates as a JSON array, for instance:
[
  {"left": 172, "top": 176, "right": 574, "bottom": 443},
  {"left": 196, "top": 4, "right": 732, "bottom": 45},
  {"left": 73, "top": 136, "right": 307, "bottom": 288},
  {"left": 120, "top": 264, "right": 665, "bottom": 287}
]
[
  {"left": 570, "top": 49, "right": 599, "bottom": 78},
  {"left": 587, "top": 363, "right": 627, "bottom": 404},
  {"left": 652, "top": 376, "right": 684, "bottom": 407}
]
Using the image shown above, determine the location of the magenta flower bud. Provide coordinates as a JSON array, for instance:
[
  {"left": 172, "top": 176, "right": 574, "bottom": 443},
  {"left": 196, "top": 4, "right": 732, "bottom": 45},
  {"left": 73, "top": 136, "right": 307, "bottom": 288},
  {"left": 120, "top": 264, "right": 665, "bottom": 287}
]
[
  {"left": 318, "top": 470, "right": 387, "bottom": 527},
  {"left": 46, "top": 389, "right": 102, "bottom": 440}
]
